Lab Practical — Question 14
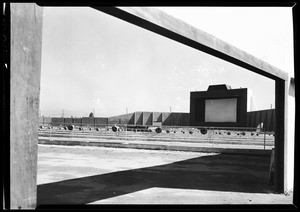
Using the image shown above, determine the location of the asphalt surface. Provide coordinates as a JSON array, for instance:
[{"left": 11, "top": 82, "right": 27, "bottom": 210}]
[{"left": 37, "top": 145, "right": 293, "bottom": 206}]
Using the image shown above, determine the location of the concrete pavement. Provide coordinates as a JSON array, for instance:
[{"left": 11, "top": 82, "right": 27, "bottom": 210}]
[{"left": 36, "top": 145, "right": 293, "bottom": 206}]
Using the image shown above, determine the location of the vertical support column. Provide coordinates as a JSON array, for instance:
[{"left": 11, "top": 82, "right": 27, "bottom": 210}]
[
  {"left": 286, "top": 77, "right": 295, "bottom": 192},
  {"left": 3, "top": 3, "right": 10, "bottom": 209},
  {"left": 10, "top": 3, "right": 43, "bottom": 209},
  {"left": 274, "top": 79, "right": 288, "bottom": 192}
]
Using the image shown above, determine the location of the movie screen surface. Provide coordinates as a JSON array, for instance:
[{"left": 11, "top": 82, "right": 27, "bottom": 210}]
[{"left": 205, "top": 98, "right": 237, "bottom": 122}]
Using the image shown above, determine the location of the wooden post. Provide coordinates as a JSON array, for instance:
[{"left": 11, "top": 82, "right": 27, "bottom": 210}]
[{"left": 10, "top": 3, "right": 43, "bottom": 209}]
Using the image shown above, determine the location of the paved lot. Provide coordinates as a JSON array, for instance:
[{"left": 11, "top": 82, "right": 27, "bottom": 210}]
[{"left": 37, "top": 144, "right": 293, "bottom": 206}]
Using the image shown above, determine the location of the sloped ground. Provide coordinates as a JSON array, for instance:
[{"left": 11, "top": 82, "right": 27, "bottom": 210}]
[{"left": 36, "top": 145, "right": 293, "bottom": 207}]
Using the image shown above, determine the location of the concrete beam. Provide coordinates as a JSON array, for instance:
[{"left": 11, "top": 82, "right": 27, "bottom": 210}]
[
  {"left": 10, "top": 3, "right": 43, "bottom": 209},
  {"left": 91, "top": 6, "right": 290, "bottom": 194},
  {"left": 93, "top": 7, "right": 288, "bottom": 81}
]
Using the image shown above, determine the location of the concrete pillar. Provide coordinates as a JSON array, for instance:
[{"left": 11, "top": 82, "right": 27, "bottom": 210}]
[
  {"left": 286, "top": 78, "right": 295, "bottom": 192},
  {"left": 10, "top": 3, "right": 43, "bottom": 209},
  {"left": 274, "top": 79, "right": 288, "bottom": 193}
]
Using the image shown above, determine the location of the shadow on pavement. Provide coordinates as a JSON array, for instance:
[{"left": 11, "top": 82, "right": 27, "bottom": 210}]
[{"left": 37, "top": 153, "right": 275, "bottom": 205}]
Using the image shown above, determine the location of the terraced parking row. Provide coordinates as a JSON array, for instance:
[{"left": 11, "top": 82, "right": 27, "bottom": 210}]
[{"left": 38, "top": 127, "right": 274, "bottom": 147}]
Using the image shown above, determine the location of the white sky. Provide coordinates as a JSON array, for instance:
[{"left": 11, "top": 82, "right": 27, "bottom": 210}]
[
  {"left": 158, "top": 7, "right": 294, "bottom": 74},
  {"left": 39, "top": 7, "right": 294, "bottom": 118}
]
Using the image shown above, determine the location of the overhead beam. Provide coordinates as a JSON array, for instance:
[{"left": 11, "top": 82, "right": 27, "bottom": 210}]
[
  {"left": 91, "top": 6, "right": 289, "bottom": 193},
  {"left": 93, "top": 7, "right": 288, "bottom": 81}
]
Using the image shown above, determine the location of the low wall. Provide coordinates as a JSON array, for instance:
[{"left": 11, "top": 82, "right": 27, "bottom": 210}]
[
  {"left": 82, "top": 117, "right": 95, "bottom": 126},
  {"left": 73, "top": 118, "right": 82, "bottom": 125},
  {"left": 152, "top": 112, "right": 162, "bottom": 123},
  {"left": 40, "top": 110, "right": 273, "bottom": 130},
  {"left": 108, "top": 113, "right": 134, "bottom": 125},
  {"left": 181, "top": 113, "right": 190, "bottom": 126},
  {"left": 143, "top": 112, "right": 152, "bottom": 125},
  {"left": 247, "top": 109, "right": 275, "bottom": 131},
  {"left": 51, "top": 117, "right": 64, "bottom": 126},
  {"left": 162, "top": 113, "right": 172, "bottom": 125},
  {"left": 134, "top": 112, "right": 143, "bottom": 125},
  {"left": 95, "top": 117, "right": 108, "bottom": 126},
  {"left": 39, "top": 117, "right": 52, "bottom": 125},
  {"left": 64, "top": 118, "right": 73, "bottom": 124}
]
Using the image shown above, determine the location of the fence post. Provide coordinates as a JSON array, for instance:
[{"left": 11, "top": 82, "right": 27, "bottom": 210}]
[
  {"left": 264, "top": 127, "right": 266, "bottom": 150},
  {"left": 50, "top": 127, "right": 52, "bottom": 141},
  {"left": 125, "top": 124, "right": 127, "bottom": 143},
  {"left": 212, "top": 127, "right": 214, "bottom": 147}
]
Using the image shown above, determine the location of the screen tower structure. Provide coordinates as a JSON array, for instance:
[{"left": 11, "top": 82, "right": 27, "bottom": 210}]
[{"left": 190, "top": 84, "right": 247, "bottom": 127}]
